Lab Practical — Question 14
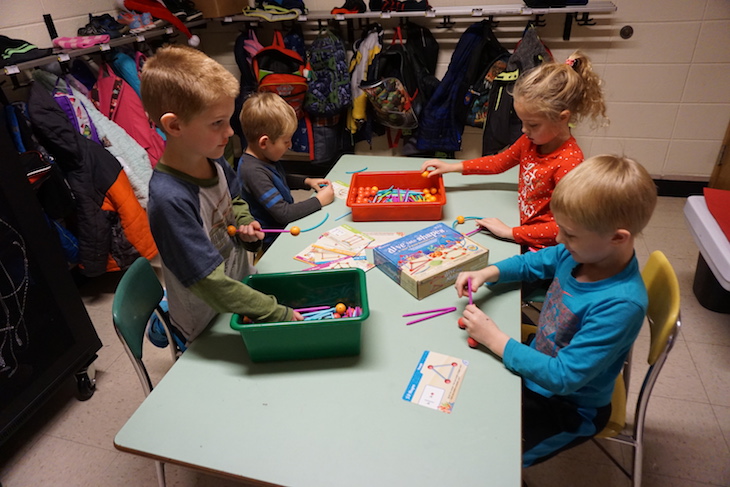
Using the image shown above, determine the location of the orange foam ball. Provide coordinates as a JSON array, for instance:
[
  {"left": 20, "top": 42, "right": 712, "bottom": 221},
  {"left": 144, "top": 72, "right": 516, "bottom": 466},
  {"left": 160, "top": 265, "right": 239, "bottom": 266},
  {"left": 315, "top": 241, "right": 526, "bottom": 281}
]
[
  {"left": 227, "top": 225, "right": 237, "bottom": 236},
  {"left": 290, "top": 226, "right": 301, "bottom": 236},
  {"left": 421, "top": 170, "right": 430, "bottom": 178},
  {"left": 335, "top": 302, "right": 347, "bottom": 314},
  {"left": 456, "top": 215, "right": 465, "bottom": 224}
]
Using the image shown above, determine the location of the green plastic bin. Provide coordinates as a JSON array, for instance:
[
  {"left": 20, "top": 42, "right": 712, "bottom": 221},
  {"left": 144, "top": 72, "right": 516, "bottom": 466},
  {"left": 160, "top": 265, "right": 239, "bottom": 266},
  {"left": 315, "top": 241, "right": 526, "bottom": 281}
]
[{"left": 230, "top": 268, "right": 369, "bottom": 362}]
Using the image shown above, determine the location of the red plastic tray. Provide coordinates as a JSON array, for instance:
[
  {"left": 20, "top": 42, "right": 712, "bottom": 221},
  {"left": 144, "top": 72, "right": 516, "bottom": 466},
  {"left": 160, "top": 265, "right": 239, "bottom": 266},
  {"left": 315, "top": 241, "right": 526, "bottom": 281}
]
[{"left": 346, "top": 171, "right": 446, "bottom": 221}]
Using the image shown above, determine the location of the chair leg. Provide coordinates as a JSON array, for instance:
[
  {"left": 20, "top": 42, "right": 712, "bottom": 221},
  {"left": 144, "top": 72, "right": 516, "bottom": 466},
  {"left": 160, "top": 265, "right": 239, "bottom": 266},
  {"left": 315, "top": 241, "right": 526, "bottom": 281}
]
[
  {"left": 633, "top": 443, "right": 642, "bottom": 487},
  {"left": 155, "top": 460, "right": 166, "bottom": 487}
]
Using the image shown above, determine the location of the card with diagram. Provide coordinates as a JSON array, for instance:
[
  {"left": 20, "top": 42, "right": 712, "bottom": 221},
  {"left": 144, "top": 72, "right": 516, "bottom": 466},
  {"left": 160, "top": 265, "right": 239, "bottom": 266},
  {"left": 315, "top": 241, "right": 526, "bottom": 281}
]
[{"left": 403, "top": 350, "right": 468, "bottom": 414}]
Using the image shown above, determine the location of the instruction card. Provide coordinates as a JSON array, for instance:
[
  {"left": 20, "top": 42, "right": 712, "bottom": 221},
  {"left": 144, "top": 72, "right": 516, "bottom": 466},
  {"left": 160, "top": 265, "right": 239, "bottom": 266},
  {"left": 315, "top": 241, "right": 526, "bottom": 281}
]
[{"left": 403, "top": 351, "right": 468, "bottom": 414}]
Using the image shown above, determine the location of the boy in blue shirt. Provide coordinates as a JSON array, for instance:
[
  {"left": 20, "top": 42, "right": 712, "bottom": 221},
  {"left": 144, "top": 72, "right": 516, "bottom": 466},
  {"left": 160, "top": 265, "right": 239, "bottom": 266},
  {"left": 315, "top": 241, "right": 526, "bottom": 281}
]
[
  {"left": 141, "top": 45, "right": 303, "bottom": 346},
  {"left": 455, "top": 155, "right": 658, "bottom": 467}
]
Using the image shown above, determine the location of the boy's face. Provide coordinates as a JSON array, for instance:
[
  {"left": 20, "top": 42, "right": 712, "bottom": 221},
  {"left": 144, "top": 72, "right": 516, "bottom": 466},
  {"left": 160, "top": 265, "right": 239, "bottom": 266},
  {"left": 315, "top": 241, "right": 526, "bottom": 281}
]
[
  {"left": 554, "top": 212, "right": 616, "bottom": 265},
  {"left": 178, "top": 96, "right": 235, "bottom": 161},
  {"left": 261, "top": 134, "right": 293, "bottom": 163}
]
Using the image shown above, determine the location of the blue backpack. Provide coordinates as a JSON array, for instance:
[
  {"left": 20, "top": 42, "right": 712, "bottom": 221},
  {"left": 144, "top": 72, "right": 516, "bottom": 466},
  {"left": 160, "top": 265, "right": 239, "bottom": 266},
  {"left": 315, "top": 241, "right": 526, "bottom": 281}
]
[{"left": 304, "top": 29, "right": 352, "bottom": 120}]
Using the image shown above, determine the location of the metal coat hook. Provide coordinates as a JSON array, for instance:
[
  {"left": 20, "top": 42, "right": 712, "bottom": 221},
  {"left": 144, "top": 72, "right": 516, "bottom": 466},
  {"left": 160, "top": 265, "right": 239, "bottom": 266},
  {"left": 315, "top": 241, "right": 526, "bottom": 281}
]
[
  {"left": 562, "top": 11, "right": 595, "bottom": 40},
  {"left": 575, "top": 12, "right": 596, "bottom": 26},
  {"left": 437, "top": 15, "right": 455, "bottom": 29},
  {"left": 487, "top": 15, "right": 499, "bottom": 29},
  {"left": 9, "top": 73, "right": 31, "bottom": 90},
  {"left": 530, "top": 14, "right": 546, "bottom": 27}
]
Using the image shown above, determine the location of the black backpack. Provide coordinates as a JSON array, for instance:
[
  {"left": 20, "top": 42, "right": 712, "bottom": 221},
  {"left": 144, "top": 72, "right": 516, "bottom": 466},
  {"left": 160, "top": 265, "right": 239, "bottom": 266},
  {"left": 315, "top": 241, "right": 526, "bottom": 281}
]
[
  {"left": 405, "top": 20, "right": 440, "bottom": 103},
  {"left": 482, "top": 26, "right": 552, "bottom": 155}
]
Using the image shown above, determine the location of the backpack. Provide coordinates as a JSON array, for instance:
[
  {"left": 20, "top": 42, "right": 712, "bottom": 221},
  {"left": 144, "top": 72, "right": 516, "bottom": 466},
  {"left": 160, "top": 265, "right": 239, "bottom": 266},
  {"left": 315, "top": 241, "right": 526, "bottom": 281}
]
[
  {"left": 404, "top": 20, "right": 440, "bottom": 103},
  {"left": 91, "top": 63, "right": 165, "bottom": 165},
  {"left": 253, "top": 30, "right": 309, "bottom": 119},
  {"left": 304, "top": 28, "right": 352, "bottom": 120},
  {"left": 482, "top": 26, "right": 552, "bottom": 155},
  {"left": 464, "top": 52, "right": 510, "bottom": 128},
  {"left": 233, "top": 28, "right": 262, "bottom": 147},
  {"left": 361, "top": 26, "right": 422, "bottom": 139},
  {"left": 416, "top": 20, "right": 507, "bottom": 154}
]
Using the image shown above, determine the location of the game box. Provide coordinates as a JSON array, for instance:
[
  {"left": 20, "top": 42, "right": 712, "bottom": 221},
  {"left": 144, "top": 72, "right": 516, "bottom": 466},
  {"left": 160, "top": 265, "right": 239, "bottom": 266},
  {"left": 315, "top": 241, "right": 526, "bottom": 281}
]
[{"left": 373, "top": 223, "right": 489, "bottom": 300}]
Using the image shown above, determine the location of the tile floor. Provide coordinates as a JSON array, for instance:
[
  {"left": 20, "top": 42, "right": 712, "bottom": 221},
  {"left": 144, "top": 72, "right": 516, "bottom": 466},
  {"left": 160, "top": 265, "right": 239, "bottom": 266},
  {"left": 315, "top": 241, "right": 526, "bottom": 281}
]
[{"left": 1, "top": 196, "right": 729, "bottom": 487}]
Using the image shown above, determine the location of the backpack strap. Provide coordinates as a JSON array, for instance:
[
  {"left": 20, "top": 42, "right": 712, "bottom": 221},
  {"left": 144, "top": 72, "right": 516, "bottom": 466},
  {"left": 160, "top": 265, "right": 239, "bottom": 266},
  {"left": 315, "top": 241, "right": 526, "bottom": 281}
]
[
  {"left": 391, "top": 25, "right": 404, "bottom": 46},
  {"left": 135, "top": 51, "right": 147, "bottom": 73},
  {"left": 272, "top": 30, "right": 286, "bottom": 48}
]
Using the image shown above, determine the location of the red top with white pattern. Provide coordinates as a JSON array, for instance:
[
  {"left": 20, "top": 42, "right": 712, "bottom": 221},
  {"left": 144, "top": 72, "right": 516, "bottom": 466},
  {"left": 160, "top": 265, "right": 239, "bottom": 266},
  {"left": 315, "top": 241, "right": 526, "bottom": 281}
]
[{"left": 462, "top": 134, "right": 583, "bottom": 249}]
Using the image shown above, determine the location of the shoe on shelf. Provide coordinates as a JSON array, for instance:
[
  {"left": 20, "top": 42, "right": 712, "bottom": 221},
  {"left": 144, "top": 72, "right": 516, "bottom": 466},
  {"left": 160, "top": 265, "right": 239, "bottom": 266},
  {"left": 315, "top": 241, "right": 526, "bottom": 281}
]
[
  {"left": 117, "top": 12, "right": 146, "bottom": 34},
  {"left": 163, "top": 0, "right": 203, "bottom": 21},
  {"left": 139, "top": 12, "right": 156, "bottom": 29},
  {"left": 331, "top": 0, "right": 366, "bottom": 14},
  {"left": 82, "top": 12, "right": 126, "bottom": 38}
]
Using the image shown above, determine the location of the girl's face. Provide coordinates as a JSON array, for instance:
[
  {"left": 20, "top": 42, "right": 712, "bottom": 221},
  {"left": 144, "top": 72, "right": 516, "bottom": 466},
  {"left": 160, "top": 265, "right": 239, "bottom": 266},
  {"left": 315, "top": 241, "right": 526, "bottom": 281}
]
[{"left": 514, "top": 99, "right": 571, "bottom": 154}]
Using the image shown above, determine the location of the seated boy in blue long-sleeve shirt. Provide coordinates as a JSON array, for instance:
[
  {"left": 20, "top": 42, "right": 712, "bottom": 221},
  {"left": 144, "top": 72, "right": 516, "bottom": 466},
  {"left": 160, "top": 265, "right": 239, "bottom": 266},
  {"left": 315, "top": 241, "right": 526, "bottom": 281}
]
[
  {"left": 237, "top": 92, "right": 334, "bottom": 251},
  {"left": 455, "top": 155, "right": 658, "bottom": 467}
]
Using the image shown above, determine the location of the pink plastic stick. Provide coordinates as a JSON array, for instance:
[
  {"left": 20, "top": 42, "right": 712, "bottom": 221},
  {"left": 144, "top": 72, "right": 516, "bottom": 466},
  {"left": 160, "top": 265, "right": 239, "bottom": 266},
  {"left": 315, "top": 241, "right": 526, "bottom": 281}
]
[
  {"left": 406, "top": 308, "right": 456, "bottom": 325},
  {"left": 294, "top": 305, "right": 331, "bottom": 313},
  {"left": 468, "top": 277, "right": 473, "bottom": 305},
  {"left": 465, "top": 228, "right": 481, "bottom": 237},
  {"left": 260, "top": 229, "right": 290, "bottom": 233},
  {"left": 402, "top": 306, "right": 457, "bottom": 317}
]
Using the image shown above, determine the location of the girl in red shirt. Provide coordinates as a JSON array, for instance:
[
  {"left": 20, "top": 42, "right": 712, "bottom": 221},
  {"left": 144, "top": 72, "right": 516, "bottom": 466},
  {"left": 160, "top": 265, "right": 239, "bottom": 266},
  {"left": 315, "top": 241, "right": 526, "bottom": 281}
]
[{"left": 422, "top": 51, "right": 607, "bottom": 250}]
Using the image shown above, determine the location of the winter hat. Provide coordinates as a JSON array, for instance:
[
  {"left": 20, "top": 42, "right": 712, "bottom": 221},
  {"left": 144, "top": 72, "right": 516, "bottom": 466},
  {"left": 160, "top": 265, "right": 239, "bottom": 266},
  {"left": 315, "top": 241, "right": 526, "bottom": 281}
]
[
  {"left": 0, "top": 35, "right": 53, "bottom": 67},
  {"left": 121, "top": 0, "right": 200, "bottom": 46}
]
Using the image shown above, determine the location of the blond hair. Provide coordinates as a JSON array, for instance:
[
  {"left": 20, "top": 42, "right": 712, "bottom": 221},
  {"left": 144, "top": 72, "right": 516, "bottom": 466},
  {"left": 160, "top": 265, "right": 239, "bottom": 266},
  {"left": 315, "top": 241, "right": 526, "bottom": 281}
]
[
  {"left": 513, "top": 50, "right": 607, "bottom": 128},
  {"left": 240, "top": 92, "right": 298, "bottom": 145},
  {"left": 140, "top": 44, "right": 239, "bottom": 128},
  {"left": 551, "top": 155, "right": 657, "bottom": 236}
]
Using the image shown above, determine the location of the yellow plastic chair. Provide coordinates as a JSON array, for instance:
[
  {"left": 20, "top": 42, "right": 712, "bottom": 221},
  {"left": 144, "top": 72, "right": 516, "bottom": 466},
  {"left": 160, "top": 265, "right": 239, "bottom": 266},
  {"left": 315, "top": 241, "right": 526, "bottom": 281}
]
[
  {"left": 112, "top": 257, "right": 178, "bottom": 487},
  {"left": 592, "top": 250, "right": 682, "bottom": 487}
]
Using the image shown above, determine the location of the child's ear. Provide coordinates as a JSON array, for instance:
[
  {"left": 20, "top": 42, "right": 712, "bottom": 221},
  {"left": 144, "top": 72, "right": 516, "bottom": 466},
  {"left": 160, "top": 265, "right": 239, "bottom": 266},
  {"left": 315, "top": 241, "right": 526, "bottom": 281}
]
[
  {"left": 559, "top": 109, "right": 571, "bottom": 123},
  {"left": 611, "top": 229, "right": 632, "bottom": 245},
  {"left": 159, "top": 113, "right": 181, "bottom": 135},
  {"left": 257, "top": 135, "right": 270, "bottom": 150}
]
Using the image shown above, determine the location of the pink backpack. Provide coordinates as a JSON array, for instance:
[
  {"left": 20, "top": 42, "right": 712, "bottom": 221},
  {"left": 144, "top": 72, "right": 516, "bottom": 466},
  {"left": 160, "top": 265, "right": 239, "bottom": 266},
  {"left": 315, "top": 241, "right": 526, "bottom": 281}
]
[{"left": 91, "top": 63, "right": 165, "bottom": 166}]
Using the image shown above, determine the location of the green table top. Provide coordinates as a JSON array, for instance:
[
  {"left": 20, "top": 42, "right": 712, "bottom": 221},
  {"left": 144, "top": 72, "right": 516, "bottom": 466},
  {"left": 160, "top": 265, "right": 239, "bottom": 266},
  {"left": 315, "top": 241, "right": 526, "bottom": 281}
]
[{"left": 115, "top": 155, "right": 523, "bottom": 486}]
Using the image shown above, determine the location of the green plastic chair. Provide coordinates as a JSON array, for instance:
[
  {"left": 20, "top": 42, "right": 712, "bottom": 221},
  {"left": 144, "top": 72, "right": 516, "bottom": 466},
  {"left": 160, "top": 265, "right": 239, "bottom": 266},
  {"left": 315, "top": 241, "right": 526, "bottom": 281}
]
[{"left": 112, "top": 257, "right": 177, "bottom": 487}]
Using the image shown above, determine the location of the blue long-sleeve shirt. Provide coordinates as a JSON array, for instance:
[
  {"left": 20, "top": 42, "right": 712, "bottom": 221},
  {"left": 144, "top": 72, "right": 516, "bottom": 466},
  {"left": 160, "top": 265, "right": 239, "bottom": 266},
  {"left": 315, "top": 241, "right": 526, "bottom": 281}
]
[{"left": 496, "top": 245, "right": 647, "bottom": 408}]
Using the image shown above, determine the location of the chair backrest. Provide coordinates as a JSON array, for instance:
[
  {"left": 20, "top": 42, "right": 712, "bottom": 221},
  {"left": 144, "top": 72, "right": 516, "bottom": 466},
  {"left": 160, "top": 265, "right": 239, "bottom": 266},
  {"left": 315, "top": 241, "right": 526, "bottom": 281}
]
[
  {"left": 112, "top": 257, "right": 165, "bottom": 395},
  {"left": 631, "top": 251, "right": 681, "bottom": 432},
  {"left": 642, "top": 251, "right": 681, "bottom": 366},
  {"left": 596, "top": 250, "right": 681, "bottom": 439}
]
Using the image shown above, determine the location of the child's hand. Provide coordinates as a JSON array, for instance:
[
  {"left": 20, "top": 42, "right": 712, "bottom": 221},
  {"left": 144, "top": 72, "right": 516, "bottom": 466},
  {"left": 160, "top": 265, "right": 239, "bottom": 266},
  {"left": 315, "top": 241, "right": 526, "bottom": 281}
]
[
  {"left": 477, "top": 218, "right": 514, "bottom": 240},
  {"left": 292, "top": 311, "right": 304, "bottom": 321},
  {"left": 315, "top": 183, "right": 335, "bottom": 206},
  {"left": 235, "top": 221, "right": 264, "bottom": 242},
  {"left": 455, "top": 271, "right": 484, "bottom": 298},
  {"left": 306, "top": 178, "right": 330, "bottom": 191},
  {"left": 455, "top": 266, "right": 499, "bottom": 298},
  {"left": 461, "top": 304, "right": 509, "bottom": 358},
  {"left": 420, "top": 159, "right": 464, "bottom": 177}
]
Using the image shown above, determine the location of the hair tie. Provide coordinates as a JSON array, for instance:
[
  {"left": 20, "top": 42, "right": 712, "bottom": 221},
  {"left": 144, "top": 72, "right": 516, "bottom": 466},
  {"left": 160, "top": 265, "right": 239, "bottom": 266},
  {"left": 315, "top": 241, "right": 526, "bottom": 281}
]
[{"left": 565, "top": 58, "right": 580, "bottom": 70}]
